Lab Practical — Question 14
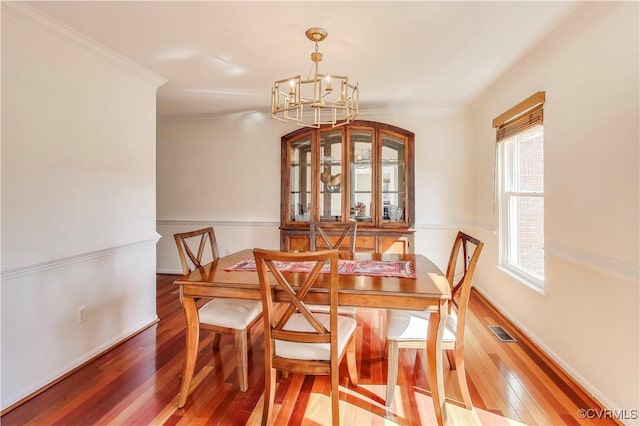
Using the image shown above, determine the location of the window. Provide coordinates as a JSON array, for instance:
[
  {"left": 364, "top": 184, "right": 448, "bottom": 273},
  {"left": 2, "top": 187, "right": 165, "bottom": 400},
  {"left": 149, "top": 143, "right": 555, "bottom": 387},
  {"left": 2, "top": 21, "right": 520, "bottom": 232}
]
[{"left": 493, "top": 92, "right": 545, "bottom": 290}]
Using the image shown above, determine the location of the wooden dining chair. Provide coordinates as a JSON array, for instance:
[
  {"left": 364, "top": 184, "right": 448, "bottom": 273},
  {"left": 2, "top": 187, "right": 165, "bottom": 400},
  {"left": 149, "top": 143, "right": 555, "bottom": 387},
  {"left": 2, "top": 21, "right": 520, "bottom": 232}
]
[
  {"left": 253, "top": 248, "right": 358, "bottom": 426},
  {"left": 309, "top": 221, "right": 357, "bottom": 254},
  {"left": 384, "top": 231, "right": 484, "bottom": 408},
  {"left": 174, "top": 227, "right": 262, "bottom": 392},
  {"left": 308, "top": 222, "right": 358, "bottom": 317}
]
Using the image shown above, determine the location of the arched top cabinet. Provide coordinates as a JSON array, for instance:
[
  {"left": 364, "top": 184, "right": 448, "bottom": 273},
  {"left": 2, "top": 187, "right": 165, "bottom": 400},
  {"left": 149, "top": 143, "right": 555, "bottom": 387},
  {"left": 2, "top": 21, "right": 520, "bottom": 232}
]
[{"left": 280, "top": 120, "right": 415, "bottom": 254}]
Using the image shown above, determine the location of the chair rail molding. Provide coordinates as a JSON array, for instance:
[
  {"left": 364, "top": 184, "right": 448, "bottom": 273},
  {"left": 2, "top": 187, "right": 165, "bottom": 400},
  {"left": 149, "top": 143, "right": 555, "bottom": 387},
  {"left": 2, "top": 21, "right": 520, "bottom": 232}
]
[
  {"left": 473, "top": 221, "right": 497, "bottom": 234},
  {"left": 545, "top": 241, "right": 639, "bottom": 281},
  {"left": 414, "top": 221, "right": 472, "bottom": 230},
  {"left": 1, "top": 234, "right": 161, "bottom": 281},
  {"left": 157, "top": 219, "right": 280, "bottom": 227}
]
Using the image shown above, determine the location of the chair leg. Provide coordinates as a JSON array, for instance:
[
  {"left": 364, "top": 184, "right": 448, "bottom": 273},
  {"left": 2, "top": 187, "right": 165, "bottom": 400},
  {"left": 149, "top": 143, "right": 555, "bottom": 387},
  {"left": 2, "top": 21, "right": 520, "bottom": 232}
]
[
  {"left": 235, "top": 329, "right": 249, "bottom": 392},
  {"left": 385, "top": 340, "right": 399, "bottom": 406},
  {"left": 346, "top": 338, "right": 358, "bottom": 385},
  {"left": 383, "top": 310, "right": 389, "bottom": 359},
  {"left": 212, "top": 333, "right": 222, "bottom": 350},
  {"left": 454, "top": 347, "right": 472, "bottom": 409},
  {"left": 445, "top": 348, "right": 456, "bottom": 370},
  {"left": 331, "top": 360, "right": 340, "bottom": 426},
  {"left": 262, "top": 367, "right": 276, "bottom": 426}
]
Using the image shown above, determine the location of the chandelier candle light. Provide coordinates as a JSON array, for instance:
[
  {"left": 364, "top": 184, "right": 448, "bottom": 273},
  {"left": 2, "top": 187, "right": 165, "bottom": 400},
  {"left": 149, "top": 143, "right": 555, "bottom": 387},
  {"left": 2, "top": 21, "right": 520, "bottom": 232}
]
[{"left": 271, "top": 27, "right": 359, "bottom": 128}]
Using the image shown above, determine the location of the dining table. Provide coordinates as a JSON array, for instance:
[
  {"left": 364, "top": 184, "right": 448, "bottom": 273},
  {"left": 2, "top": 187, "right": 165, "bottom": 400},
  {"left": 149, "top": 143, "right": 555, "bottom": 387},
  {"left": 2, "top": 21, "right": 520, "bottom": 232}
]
[{"left": 174, "top": 249, "right": 452, "bottom": 426}]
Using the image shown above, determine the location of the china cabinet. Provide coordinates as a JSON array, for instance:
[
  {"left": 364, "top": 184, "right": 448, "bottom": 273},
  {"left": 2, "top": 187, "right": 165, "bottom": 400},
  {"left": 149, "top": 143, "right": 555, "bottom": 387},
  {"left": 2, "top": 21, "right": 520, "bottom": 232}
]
[{"left": 280, "top": 120, "right": 415, "bottom": 253}]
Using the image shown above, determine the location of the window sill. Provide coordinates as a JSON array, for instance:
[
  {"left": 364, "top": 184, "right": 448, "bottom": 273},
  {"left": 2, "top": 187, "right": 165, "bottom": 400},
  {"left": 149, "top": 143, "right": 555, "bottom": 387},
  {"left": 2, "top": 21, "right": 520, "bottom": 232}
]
[{"left": 497, "top": 264, "right": 547, "bottom": 296}]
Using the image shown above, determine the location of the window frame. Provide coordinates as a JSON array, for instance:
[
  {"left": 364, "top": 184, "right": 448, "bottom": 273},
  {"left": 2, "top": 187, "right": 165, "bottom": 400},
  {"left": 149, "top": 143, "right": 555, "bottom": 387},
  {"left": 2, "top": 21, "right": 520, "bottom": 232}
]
[
  {"left": 497, "top": 126, "right": 545, "bottom": 291},
  {"left": 493, "top": 92, "right": 546, "bottom": 292}
]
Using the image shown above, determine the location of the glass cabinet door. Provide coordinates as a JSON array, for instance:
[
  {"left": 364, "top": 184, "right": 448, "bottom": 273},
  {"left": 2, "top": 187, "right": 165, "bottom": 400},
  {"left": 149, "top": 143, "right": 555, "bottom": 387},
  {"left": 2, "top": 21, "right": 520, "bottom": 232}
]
[
  {"left": 349, "top": 128, "right": 373, "bottom": 224},
  {"left": 281, "top": 121, "right": 414, "bottom": 250},
  {"left": 288, "top": 135, "right": 312, "bottom": 222},
  {"left": 318, "top": 129, "right": 343, "bottom": 222},
  {"left": 380, "top": 131, "right": 406, "bottom": 224}
]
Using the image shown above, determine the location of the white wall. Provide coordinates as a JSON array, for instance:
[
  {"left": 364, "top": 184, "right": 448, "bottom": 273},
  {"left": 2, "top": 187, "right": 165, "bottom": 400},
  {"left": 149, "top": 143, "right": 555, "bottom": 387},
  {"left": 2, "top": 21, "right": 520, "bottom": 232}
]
[
  {"left": 156, "top": 113, "right": 284, "bottom": 273},
  {"left": 1, "top": 3, "right": 165, "bottom": 409},
  {"left": 470, "top": 1, "right": 639, "bottom": 417},
  {"left": 156, "top": 108, "right": 474, "bottom": 274}
]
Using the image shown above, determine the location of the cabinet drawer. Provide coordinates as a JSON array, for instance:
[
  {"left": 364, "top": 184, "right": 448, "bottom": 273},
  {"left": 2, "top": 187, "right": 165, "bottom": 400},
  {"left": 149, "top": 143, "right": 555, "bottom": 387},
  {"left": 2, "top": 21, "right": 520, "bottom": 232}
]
[
  {"left": 312, "top": 235, "right": 373, "bottom": 250},
  {"left": 292, "top": 234, "right": 375, "bottom": 253},
  {"left": 354, "top": 236, "right": 375, "bottom": 251},
  {"left": 282, "top": 230, "right": 414, "bottom": 254},
  {"left": 286, "top": 236, "right": 310, "bottom": 252},
  {"left": 378, "top": 236, "right": 409, "bottom": 254}
]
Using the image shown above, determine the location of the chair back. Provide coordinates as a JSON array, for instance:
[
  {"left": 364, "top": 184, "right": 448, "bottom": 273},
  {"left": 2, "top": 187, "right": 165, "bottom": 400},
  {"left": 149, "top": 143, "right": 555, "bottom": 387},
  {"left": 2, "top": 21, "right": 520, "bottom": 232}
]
[
  {"left": 309, "top": 222, "right": 357, "bottom": 254},
  {"left": 173, "top": 227, "right": 220, "bottom": 275},
  {"left": 445, "top": 231, "right": 484, "bottom": 338},
  {"left": 253, "top": 249, "right": 340, "bottom": 362}
]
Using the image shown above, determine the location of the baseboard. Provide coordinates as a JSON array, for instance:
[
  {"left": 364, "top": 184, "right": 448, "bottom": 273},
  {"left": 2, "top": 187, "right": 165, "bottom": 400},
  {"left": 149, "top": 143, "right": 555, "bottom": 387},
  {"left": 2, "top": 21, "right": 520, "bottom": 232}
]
[
  {"left": 472, "top": 287, "right": 625, "bottom": 425},
  {"left": 157, "top": 268, "right": 183, "bottom": 275},
  {"left": 0, "top": 316, "right": 159, "bottom": 415}
]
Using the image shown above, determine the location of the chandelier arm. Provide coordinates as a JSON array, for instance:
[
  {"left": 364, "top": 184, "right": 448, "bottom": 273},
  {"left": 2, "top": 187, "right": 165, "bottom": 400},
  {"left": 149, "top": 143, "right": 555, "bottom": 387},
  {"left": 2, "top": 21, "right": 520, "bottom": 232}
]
[{"left": 271, "top": 27, "right": 358, "bottom": 128}]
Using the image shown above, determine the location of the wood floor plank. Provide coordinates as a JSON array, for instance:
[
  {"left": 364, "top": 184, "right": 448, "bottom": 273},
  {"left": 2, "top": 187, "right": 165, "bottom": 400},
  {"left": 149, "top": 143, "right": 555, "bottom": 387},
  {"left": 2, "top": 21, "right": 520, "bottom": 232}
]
[{"left": 0, "top": 276, "right": 618, "bottom": 426}]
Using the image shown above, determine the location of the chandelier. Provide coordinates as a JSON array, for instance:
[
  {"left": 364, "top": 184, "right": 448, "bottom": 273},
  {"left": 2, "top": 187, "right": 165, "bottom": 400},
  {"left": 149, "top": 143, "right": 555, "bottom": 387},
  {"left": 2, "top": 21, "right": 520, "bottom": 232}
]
[{"left": 271, "top": 27, "right": 359, "bottom": 128}]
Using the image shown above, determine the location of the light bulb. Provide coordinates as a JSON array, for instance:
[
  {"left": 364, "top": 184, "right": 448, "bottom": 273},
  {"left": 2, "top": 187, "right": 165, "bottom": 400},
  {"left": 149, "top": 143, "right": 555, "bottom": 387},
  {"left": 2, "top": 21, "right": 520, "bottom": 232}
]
[{"left": 325, "top": 76, "right": 332, "bottom": 92}]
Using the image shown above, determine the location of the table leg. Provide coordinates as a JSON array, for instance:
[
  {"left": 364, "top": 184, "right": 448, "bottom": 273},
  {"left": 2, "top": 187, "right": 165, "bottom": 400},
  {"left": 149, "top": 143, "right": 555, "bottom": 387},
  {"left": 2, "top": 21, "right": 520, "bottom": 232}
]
[
  {"left": 427, "top": 299, "right": 449, "bottom": 426},
  {"left": 178, "top": 296, "right": 199, "bottom": 408}
]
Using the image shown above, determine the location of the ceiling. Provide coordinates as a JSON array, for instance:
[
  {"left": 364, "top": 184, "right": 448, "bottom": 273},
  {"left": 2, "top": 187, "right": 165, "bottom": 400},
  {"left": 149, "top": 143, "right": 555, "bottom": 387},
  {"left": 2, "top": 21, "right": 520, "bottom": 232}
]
[{"left": 27, "top": 1, "right": 582, "bottom": 119}]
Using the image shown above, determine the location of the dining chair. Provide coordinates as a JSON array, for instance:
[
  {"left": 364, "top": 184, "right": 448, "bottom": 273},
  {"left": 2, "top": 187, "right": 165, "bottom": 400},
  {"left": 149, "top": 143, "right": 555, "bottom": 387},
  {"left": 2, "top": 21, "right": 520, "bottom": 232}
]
[
  {"left": 308, "top": 221, "right": 358, "bottom": 318},
  {"left": 309, "top": 221, "right": 357, "bottom": 254},
  {"left": 253, "top": 248, "right": 358, "bottom": 426},
  {"left": 174, "top": 227, "right": 262, "bottom": 392},
  {"left": 384, "top": 231, "right": 484, "bottom": 408}
]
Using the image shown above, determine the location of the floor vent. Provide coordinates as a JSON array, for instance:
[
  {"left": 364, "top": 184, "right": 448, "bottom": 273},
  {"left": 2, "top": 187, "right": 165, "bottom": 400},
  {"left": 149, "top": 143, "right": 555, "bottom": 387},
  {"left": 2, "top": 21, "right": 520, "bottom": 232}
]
[{"left": 489, "top": 325, "right": 517, "bottom": 343}]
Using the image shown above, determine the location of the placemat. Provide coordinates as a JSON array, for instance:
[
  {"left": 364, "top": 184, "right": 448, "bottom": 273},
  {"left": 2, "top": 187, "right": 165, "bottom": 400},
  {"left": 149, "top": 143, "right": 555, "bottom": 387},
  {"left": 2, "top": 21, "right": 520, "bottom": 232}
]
[{"left": 224, "top": 257, "right": 416, "bottom": 279}]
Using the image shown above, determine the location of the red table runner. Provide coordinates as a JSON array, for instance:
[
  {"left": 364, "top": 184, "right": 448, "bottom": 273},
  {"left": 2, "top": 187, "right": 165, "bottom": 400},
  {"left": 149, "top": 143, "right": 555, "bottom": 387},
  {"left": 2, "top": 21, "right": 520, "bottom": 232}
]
[{"left": 224, "top": 257, "right": 416, "bottom": 279}]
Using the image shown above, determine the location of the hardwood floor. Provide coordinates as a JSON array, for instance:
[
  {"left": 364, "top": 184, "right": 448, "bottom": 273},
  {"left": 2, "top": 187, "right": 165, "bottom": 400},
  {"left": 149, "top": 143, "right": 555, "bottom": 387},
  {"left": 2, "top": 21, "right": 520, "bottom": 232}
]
[{"left": 1, "top": 274, "right": 615, "bottom": 425}]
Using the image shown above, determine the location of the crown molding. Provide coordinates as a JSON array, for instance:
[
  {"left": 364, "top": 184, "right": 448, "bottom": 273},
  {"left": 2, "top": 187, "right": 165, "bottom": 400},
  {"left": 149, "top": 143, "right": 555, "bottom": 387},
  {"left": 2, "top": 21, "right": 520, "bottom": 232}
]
[{"left": 2, "top": 2, "right": 167, "bottom": 87}]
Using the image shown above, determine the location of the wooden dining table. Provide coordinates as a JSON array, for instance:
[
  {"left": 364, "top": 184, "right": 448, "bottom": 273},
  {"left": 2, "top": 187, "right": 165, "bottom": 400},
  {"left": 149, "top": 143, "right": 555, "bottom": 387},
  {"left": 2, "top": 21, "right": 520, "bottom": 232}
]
[{"left": 174, "top": 249, "right": 452, "bottom": 425}]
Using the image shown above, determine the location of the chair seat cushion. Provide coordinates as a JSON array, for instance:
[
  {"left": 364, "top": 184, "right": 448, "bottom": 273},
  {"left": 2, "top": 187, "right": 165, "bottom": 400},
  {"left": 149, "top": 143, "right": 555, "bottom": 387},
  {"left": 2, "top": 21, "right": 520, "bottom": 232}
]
[
  {"left": 276, "top": 313, "right": 357, "bottom": 361},
  {"left": 386, "top": 309, "right": 457, "bottom": 342},
  {"left": 198, "top": 298, "right": 262, "bottom": 329}
]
